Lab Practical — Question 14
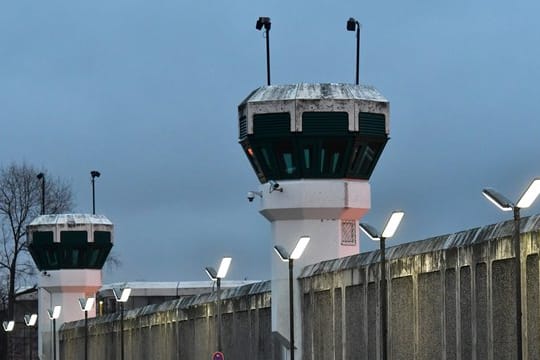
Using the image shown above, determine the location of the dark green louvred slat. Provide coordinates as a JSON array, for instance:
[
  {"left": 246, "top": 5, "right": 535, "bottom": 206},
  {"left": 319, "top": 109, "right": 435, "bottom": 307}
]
[
  {"left": 239, "top": 115, "right": 248, "bottom": 139},
  {"left": 359, "top": 112, "right": 386, "bottom": 136},
  {"left": 253, "top": 113, "right": 291, "bottom": 138},
  {"left": 302, "top": 112, "right": 349, "bottom": 135}
]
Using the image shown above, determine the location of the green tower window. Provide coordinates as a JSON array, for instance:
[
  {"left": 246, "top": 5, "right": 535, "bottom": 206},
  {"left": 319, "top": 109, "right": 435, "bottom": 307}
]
[
  {"left": 60, "top": 231, "right": 88, "bottom": 245},
  {"left": 94, "top": 231, "right": 111, "bottom": 244},
  {"left": 33, "top": 231, "right": 54, "bottom": 245},
  {"left": 303, "top": 112, "right": 349, "bottom": 135},
  {"left": 240, "top": 109, "right": 387, "bottom": 182},
  {"left": 253, "top": 113, "right": 291, "bottom": 137},
  {"left": 359, "top": 112, "right": 386, "bottom": 136}
]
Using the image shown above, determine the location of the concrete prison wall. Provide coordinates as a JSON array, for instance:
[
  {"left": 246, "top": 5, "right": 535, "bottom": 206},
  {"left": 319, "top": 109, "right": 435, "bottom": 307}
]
[
  {"left": 300, "top": 214, "right": 540, "bottom": 360},
  {"left": 60, "top": 214, "right": 540, "bottom": 359},
  {"left": 60, "top": 281, "right": 271, "bottom": 360}
]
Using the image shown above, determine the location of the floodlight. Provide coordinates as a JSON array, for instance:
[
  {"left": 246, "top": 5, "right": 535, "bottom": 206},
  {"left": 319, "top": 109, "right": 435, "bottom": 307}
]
[
  {"left": 516, "top": 178, "right": 540, "bottom": 208},
  {"left": 79, "top": 297, "right": 95, "bottom": 312},
  {"left": 273, "top": 245, "right": 289, "bottom": 262},
  {"left": 256, "top": 17, "right": 271, "bottom": 31},
  {"left": 90, "top": 170, "right": 101, "bottom": 178},
  {"left": 381, "top": 211, "right": 405, "bottom": 238},
  {"left": 217, "top": 257, "right": 232, "bottom": 279},
  {"left": 113, "top": 288, "right": 132, "bottom": 303},
  {"left": 2, "top": 320, "right": 14, "bottom": 332},
  {"left": 24, "top": 314, "right": 38, "bottom": 327},
  {"left": 347, "top": 17, "right": 358, "bottom": 31},
  {"left": 290, "top": 236, "right": 310, "bottom": 260},
  {"left": 482, "top": 188, "right": 513, "bottom": 211},
  {"left": 359, "top": 223, "right": 381, "bottom": 241},
  {"left": 37, "top": 172, "right": 44, "bottom": 179},
  {"left": 47, "top": 305, "right": 62, "bottom": 320}
]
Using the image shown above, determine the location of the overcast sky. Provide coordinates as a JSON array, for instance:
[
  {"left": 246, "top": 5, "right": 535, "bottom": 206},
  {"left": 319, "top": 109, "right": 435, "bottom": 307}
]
[{"left": 1, "top": 0, "right": 540, "bottom": 283}]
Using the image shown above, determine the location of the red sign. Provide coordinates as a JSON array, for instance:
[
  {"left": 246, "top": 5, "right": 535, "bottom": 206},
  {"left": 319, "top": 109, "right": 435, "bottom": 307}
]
[{"left": 212, "top": 352, "right": 224, "bottom": 360}]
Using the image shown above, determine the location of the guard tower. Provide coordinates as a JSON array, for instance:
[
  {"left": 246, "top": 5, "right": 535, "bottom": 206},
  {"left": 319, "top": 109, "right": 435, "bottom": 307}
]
[
  {"left": 238, "top": 83, "right": 389, "bottom": 358},
  {"left": 27, "top": 214, "right": 113, "bottom": 360}
]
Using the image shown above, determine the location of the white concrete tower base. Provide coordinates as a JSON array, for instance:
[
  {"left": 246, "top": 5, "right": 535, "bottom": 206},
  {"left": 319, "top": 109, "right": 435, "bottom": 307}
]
[
  {"left": 259, "top": 179, "right": 370, "bottom": 359},
  {"left": 38, "top": 269, "right": 102, "bottom": 360}
]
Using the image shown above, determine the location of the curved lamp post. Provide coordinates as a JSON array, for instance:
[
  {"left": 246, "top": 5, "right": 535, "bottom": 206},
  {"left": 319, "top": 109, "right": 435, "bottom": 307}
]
[
  {"left": 255, "top": 17, "right": 272, "bottom": 85},
  {"left": 359, "top": 210, "right": 404, "bottom": 360},
  {"left": 273, "top": 236, "right": 311, "bottom": 360},
  {"left": 79, "top": 297, "right": 95, "bottom": 360},
  {"left": 37, "top": 173, "right": 45, "bottom": 215},
  {"left": 482, "top": 177, "right": 540, "bottom": 360},
  {"left": 113, "top": 287, "right": 131, "bottom": 360},
  {"left": 205, "top": 256, "right": 232, "bottom": 353},
  {"left": 346, "top": 17, "right": 361, "bottom": 85},
  {"left": 24, "top": 314, "right": 38, "bottom": 360},
  {"left": 3, "top": 320, "right": 15, "bottom": 359},
  {"left": 90, "top": 170, "right": 101, "bottom": 214},
  {"left": 47, "top": 305, "right": 61, "bottom": 360}
]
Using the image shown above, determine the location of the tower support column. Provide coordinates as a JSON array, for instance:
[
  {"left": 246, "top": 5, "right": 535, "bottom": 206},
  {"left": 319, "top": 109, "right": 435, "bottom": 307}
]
[{"left": 260, "top": 179, "right": 370, "bottom": 359}]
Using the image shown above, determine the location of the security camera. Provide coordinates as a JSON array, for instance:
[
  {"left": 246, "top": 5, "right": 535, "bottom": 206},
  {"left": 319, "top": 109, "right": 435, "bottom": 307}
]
[
  {"left": 247, "top": 191, "right": 262, "bottom": 202},
  {"left": 269, "top": 180, "right": 283, "bottom": 193}
]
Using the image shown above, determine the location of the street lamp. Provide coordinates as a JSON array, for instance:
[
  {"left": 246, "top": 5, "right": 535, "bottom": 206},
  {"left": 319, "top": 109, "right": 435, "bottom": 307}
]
[
  {"left": 359, "top": 210, "right": 405, "bottom": 360},
  {"left": 255, "top": 16, "right": 272, "bottom": 86},
  {"left": 90, "top": 170, "right": 101, "bottom": 215},
  {"left": 482, "top": 177, "right": 540, "bottom": 360},
  {"left": 113, "top": 287, "right": 132, "bottom": 360},
  {"left": 346, "top": 17, "right": 361, "bottom": 85},
  {"left": 273, "top": 236, "right": 311, "bottom": 360},
  {"left": 2, "top": 320, "right": 15, "bottom": 359},
  {"left": 24, "top": 314, "right": 37, "bottom": 360},
  {"left": 205, "top": 256, "right": 232, "bottom": 353},
  {"left": 37, "top": 172, "right": 45, "bottom": 215},
  {"left": 47, "top": 305, "right": 62, "bottom": 360},
  {"left": 79, "top": 297, "right": 95, "bottom": 360}
]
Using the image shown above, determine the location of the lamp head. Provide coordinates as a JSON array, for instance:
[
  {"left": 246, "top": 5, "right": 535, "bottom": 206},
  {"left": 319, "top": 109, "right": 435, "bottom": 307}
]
[
  {"left": 482, "top": 188, "right": 513, "bottom": 211},
  {"left": 516, "top": 178, "right": 540, "bottom": 209},
  {"left": 47, "top": 305, "right": 62, "bottom": 320},
  {"left": 113, "top": 287, "right": 132, "bottom": 303},
  {"left": 24, "top": 314, "right": 38, "bottom": 327},
  {"left": 273, "top": 245, "right": 289, "bottom": 262},
  {"left": 90, "top": 170, "right": 101, "bottom": 179},
  {"left": 217, "top": 257, "right": 232, "bottom": 279},
  {"left": 347, "top": 17, "right": 358, "bottom": 31},
  {"left": 381, "top": 210, "right": 405, "bottom": 238},
  {"left": 359, "top": 223, "right": 381, "bottom": 241},
  {"left": 205, "top": 266, "right": 218, "bottom": 281},
  {"left": 37, "top": 172, "right": 44, "bottom": 180},
  {"left": 2, "top": 320, "right": 14, "bottom": 332},
  {"left": 290, "top": 236, "right": 310, "bottom": 260},
  {"left": 79, "top": 297, "right": 95, "bottom": 312},
  {"left": 256, "top": 17, "right": 271, "bottom": 31}
]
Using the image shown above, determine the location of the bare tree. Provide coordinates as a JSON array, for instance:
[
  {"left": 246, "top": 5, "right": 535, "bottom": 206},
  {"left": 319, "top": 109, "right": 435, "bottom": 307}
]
[{"left": 0, "top": 163, "right": 73, "bottom": 319}]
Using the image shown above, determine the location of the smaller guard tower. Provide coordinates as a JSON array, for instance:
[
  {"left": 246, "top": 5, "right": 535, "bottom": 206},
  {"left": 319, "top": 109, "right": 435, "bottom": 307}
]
[
  {"left": 239, "top": 83, "right": 389, "bottom": 359},
  {"left": 27, "top": 214, "right": 113, "bottom": 360}
]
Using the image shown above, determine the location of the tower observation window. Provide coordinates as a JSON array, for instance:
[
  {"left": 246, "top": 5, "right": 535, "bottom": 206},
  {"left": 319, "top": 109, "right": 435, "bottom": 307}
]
[{"left": 242, "top": 110, "right": 387, "bottom": 182}]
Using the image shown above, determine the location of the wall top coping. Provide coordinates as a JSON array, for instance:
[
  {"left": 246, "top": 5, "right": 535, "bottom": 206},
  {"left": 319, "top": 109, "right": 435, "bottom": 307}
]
[
  {"left": 61, "top": 280, "right": 271, "bottom": 331},
  {"left": 300, "top": 213, "right": 540, "bottom": 278}
]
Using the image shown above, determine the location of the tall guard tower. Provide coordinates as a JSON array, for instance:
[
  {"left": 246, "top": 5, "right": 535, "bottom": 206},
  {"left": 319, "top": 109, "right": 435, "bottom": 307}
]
[
  {"left": 28, "top": 214, "right": 113, "bottom": 360},
  {"left": 239, "top": 83, "right": 390, "bottom": 358}
]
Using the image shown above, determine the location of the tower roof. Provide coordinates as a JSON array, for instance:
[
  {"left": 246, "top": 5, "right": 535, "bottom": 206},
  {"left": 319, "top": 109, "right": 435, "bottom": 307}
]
[
  {"left": 239, "top": 83, "right": 388, "bottom": 104},
  {"left": 238, "top": 83, "right": 390, "bottom": 183}
]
